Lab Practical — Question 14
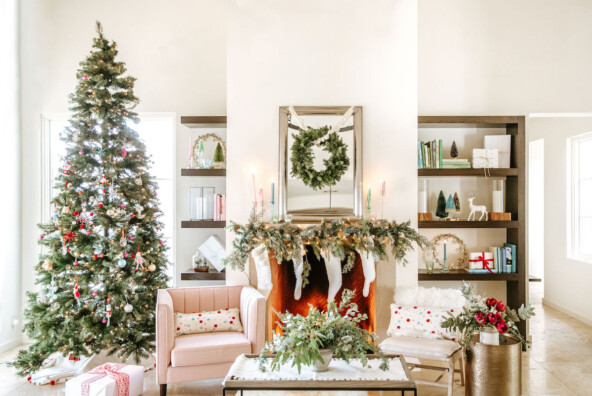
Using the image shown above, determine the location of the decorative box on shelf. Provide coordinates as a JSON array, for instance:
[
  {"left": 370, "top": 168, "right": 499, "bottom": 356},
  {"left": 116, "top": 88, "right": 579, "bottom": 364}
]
[
  {"left": 65, "top": 363, "right": 144, "bottom": 396},
  {"left": 472, "top": 149, "right": 498, "bottom": 169},
  {"left": 484, "top": 135, "right": 511, "bottom": 168},
  {"left": 490, "top": 213, "right": 511, "bottom": 221},
  {"left": 469, "top": 252, "right": 495, "bottom": 272}
]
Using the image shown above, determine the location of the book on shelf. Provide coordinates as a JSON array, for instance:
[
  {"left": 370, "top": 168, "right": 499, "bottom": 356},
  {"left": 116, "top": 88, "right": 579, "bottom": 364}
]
[
  {"left": 442, "top": 163, "right": 471, "bottom": 169},
  {"left": 481, "top": 244, "right": 517, "bottom": 274},
  {"left": 418, "top": 139, "right": 444, "bottom": 169},
  {"left": 443, "top": 158, "right": 470, "bottom": 163},
  {"left": 213, "top": 194, "right": 226, "bottom": 221}
]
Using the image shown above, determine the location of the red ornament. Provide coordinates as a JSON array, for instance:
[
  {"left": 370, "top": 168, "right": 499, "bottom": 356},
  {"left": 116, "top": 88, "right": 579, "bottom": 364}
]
[
  {"left": 50, "top": 380, "right": 55, "bottom": 385},
  {"left": 99, "top": 204, "right": 104, "bottom": 208},
  {"left": 75, "top": 291, "right": 80, "bottom": 298},
  {"left": 100, "top": 253, "right": 104, "bottom": 258},
  {"left": 102, "top": 189, "right": 106, "bottom": 193},
  {"left": 90, "top": 212, "right": 94, "bottom": 216},
  {"left": 132, "top": 254, "right": 136, "bottom": 258},
  {"left": 73, "top": 211, "right": 79, "bottom": 216},
  {"left": 130, "top": 214, "right": 135, "bottom": 218},
  {"left": 82, "top": 75, "right": 88, "bottom": 80},
  {"left": 93, "top": 254, "right": 98, "bottom": 259},
  {"left": 27, "top": 376, "right": 31, "bottom": 382}
]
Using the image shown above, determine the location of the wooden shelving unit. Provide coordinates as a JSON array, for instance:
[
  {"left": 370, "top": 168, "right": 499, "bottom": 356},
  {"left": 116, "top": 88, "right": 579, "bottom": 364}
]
[
  {"left": 180, "top": 116, "right": 227, "bottom": 128},
  {"left": 181, "top": 220, "right": 226, "bottom": 229},
  {"left": 418, "top": 269, "right": 519, "bottom": 281},
  {"left": 418, "top": 115, "right": 526, "bottom": 336},
  {"left": 418, "top": 168, "right": 518, "bottom": 177},
  {"left": 180, "top": 269, "right": 226, "bottom": 281},
  {"left": 181, "top": 168, "right": 226, "bottom": 177}
]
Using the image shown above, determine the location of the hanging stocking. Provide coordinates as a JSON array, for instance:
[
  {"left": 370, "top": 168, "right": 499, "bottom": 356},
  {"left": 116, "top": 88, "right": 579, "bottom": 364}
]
[
  {"left": 321, "top": 251, "right": 342, "bottom": 303},
  {"left": 251, "top": 244, "right": 273, "bottom": 292},
  {"left": 292, "top": 244, "right": 305, "bottom": 300},
  {"left": 359, "top": 251, "right": 376, "bottom": 297}
]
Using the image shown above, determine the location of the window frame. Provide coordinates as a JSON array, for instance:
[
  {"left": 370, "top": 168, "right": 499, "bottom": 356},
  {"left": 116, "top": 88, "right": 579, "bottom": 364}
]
[
  {"left": 40, "top": 112, "right": 177, "bottom": 281},
  {"left": 568, "top": 131, "right": 592, "bottom": 264}
]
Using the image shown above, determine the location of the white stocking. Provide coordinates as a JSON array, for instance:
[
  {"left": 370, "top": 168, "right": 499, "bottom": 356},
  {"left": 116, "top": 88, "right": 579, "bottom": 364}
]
[
  {"left": 292, "top": 253, "right": 304, "bottom": 300},
  {"left": 321, "top": 251, "right": 342, "bottom": 303},
  {"left": 251, "top": 244, "right": 273, "bottom": 292},
  {"left": 359, "top": 251, "right": 376, "bottom": 297}
]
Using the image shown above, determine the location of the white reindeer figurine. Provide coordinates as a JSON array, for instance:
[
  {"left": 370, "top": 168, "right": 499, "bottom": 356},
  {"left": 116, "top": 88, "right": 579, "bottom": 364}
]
[{"left": 468, "top": 196, "right": 488, "bottom": 221}]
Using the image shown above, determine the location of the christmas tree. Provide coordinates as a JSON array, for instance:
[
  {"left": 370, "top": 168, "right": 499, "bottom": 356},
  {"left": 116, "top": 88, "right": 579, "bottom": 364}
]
[
  {"left": 14, "top": 22, "right": 169, "bottom": 376},
  {"left": 436, "top": 190, "right": 448, "bottom": 218},
  {"left": 445, "top": 194, "right": 456, "bottom": 213}
]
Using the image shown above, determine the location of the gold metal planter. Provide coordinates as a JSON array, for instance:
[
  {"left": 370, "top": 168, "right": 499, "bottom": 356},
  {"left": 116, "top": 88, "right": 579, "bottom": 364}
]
[{"left": 465, "top": 335, "right": 522, "bottom": 396}]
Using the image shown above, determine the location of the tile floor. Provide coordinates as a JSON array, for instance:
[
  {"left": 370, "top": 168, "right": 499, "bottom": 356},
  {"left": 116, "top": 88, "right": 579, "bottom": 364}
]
[{"left": 1, "top": 283, "right": 590, "bottom": 395}]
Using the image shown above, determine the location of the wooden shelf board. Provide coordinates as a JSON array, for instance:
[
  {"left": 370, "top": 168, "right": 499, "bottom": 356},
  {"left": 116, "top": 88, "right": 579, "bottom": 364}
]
[
  {"left": 181, "top": 168, "right": 226, "bottom": 177},
  {"left": 181, "top": 116, "right": 227, "bottom": 128},
  {"left": 418, "top": 269, "right": 519, "bottom": 281},
  {"left": 181, "top": 220, "right": 226, "bottom": 229},
  {"left": 181, "top": 269, "right": 226, "bottom": 281},
  {"left": 418, "top": 168, "right": 518, "bottom": 177},
  {"left": 418, "top": 220, "right": 518, "bottom": 229},
  {"left": 418, "top": 115, "right": 523, "bottom": 127},
  {"left": 529, "top": 275, "right": 542, "bottom": 282}
]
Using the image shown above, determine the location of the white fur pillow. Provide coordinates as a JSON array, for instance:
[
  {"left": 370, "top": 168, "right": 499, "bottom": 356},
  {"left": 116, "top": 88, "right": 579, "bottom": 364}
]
[
  {"left": 175, "top": 308, "right": 243, "bottom": 336},
  {"left": 394, "top": 286, "right": 466, "bottom": 309}
]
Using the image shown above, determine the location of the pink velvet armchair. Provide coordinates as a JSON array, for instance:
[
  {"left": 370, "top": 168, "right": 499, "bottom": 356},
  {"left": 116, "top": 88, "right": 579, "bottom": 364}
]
[{"left": 156, "top": 285, "right": 266, "bottom": 395}]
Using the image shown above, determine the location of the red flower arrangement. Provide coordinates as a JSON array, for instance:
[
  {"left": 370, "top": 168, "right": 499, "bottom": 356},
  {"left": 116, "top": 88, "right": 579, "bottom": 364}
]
[{"left": 441, "top": 283, "right": 535, "bottom": 355}]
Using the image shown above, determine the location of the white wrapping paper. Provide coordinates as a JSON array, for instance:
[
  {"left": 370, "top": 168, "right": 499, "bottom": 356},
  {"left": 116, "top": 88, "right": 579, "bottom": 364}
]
[
  {"left": 484, "top": 135, "right": 511, "bottom": 168},
  {"left": 472, "top": 148, "right": 499, "bottom": 169},
  {"left": 65, "top": 364, "right": 143, "bottom": 396}
]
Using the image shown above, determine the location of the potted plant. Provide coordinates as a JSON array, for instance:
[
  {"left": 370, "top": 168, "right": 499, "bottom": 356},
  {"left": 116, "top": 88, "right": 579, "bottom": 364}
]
[
  {"left": 257, "top": 289, "right": 389, "bottom": 373},
  {"left": 192, "top": 253, "right": 209, "bottom": 272},
  {"left": 441, "top": 283, "right": 535, "bottom": 396}
]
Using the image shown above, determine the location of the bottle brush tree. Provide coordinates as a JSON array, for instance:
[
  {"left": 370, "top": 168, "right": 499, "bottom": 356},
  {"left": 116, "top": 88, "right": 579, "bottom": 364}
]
[
  {"left": 445, "top": 194, "right": 456, "bottom": 213},
  {"left": 213, "top": 142, "right": 225, "bottom": 164},
  {"left": 450, "top": 141, "right": 458, "bottom": 158},
  {"left": 453, "top": 192, "right": 461, "bottom": 212},
  {"left": 13, "top": 22, "right": 169, "bottom": 376},
  {"left": 436, "top": 190, "right": 449, "bottom": 218}
]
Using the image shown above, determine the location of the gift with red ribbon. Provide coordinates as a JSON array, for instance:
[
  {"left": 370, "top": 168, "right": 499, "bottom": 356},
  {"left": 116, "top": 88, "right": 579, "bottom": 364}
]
[
  {"left": 65, "top": 361, "right": 144, "bottom": 396},
  {"left": 81, "top": 363, "right": 129, "bottom": 396},
  {"left": 469, "top": 252, "right": 495, "bottom": 273}
]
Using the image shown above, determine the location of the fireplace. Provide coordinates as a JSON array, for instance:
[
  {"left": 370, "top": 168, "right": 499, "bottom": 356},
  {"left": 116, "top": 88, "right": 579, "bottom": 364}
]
[{"left": 267, "top": 247, "right": 376, "bottom": 338}]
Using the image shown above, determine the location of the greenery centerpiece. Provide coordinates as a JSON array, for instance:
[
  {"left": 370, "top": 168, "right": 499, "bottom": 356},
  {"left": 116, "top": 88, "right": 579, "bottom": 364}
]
[
  {"left": 257, "top": 289, "right": 389, "bottom": 373},
  {"left": 441, "top": 283, "right": 535, "bottom": 356}
]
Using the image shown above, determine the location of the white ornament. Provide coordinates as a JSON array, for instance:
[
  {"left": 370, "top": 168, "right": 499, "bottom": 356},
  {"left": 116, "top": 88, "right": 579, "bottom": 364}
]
[
  {"left": 359, "top": 251, "right": 376, "bottom": 297},
  {"left": 106, "top": 208, "right": 116, "bottom": 217},
  {"left": 62, "top": 206, "right": 71, "bottom": 215},
  {"left": 134, "top": 177, "right": 142, "bottom": 186},
  {"left": 124, "top": 303, "right": 133, "bottom": 313},
  {"left": 320, "top": 251, "right": 343, "bottom": 303},
  {"left": 147, "top": 263, "right": 156, "bottom": 272},
  {"left": 251, "top": 244, "right": 272, "bottom": 293},
  {"left": 468, "top": 196, "right": 488, "bottom": 221}
]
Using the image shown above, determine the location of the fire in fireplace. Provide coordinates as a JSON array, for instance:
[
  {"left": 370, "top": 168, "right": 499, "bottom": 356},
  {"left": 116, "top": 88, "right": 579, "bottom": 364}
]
[{"left": 267, "top": 246, "right": 376, "bottom": 338}]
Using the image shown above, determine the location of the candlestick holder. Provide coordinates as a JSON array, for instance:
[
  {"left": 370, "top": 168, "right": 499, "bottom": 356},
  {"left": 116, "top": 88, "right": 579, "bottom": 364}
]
[
  {"left": 270, "top": 202, "right": 279, "bottom": 223},
  {"left": 440, "top": 257, "right": 450, "bottom": 273}
]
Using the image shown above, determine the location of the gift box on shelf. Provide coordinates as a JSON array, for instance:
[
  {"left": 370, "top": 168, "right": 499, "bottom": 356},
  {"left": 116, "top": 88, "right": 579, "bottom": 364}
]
[
  {"left": 469, "top": 251, "right": 495, "bottom": 272},
  {"left": 65, "top": 363, "right": 143, "bottom": 396},
  {"left": 472, "top": 148, "right": 499, "bottom": 169},
  {"left": 484, "top": 135, "right": 511, "bottom": 168}
]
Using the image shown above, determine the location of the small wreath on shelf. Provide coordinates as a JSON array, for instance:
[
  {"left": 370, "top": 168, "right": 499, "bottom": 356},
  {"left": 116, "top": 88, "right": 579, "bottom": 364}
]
[
  {"left": 429, "top": 233, "right": 469, "bottom": 270},
  {"left": 290, "top": 126, "right": 350, "bottom": 190},
  {"left": 192, "top": 133, "right": 226, "bottom": 166}
]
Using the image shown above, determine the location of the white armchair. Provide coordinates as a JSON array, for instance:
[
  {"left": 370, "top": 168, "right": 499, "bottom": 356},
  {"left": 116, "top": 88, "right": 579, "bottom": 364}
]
[{"left": 379, "top": 286, "right": 466, "bottom": 396}]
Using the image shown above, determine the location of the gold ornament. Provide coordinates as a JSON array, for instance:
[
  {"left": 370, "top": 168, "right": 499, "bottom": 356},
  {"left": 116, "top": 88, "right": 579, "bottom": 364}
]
[
  {"left": 42, "top": 259, "right": 53, "bottom": 270},
  {"left": 147, "top": 264, "right": 156, "bottom": 272}
]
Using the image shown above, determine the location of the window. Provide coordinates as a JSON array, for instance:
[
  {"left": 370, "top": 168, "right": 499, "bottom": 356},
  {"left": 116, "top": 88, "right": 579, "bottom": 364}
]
[
  {"left": 569, "top": 132, "right": 592, "bottom": 263},
  {"left": 42, "top": 113, "right": 176, "bottom": 280}
]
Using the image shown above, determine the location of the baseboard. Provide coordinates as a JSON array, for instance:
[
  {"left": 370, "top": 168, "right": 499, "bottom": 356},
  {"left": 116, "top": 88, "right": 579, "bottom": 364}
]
[
  {"left": 542, "top": 298, "right": 592, "bottom": 326},
  {"left": 0, "top": 338, "right": 22, "bottom": 354}
]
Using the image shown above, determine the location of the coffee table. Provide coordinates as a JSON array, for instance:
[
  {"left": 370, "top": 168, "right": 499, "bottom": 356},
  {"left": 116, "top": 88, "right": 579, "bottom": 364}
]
[{"left": 222, "top": 354, "right": 416, "bottom": 395}]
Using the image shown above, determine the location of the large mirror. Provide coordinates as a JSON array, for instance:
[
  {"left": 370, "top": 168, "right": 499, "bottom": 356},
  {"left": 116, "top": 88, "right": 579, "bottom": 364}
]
[{"left": 279, "top": 106, "right": 362, "bottom": 223}]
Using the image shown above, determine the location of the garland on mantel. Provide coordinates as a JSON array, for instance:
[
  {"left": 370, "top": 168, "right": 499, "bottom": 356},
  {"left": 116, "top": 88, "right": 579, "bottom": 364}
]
[{"left": 224, "top": 215, "right": 429, "bottom": 275}]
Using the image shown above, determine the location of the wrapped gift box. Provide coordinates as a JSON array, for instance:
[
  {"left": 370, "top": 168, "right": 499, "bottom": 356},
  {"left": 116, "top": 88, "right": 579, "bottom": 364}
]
[
  {"left": 469, "top": 252, "right": 495, "bottom": 270},
  {"left": 65, "top": 363, "right": 143, "bottom": 396},
  {"left": 472, "top": 148, "right": 498, "bottom": 169},
  {"left": 484, "top": 135, "right": 511, "bottom": 168}
]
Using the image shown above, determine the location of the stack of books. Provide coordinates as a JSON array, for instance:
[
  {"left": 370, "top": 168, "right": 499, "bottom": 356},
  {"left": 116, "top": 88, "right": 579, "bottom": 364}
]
[
  {"left": 468, "top": 243, "right": 517, "bottom": 274},
  {"left": 442, "top": 158, "right": 471, "bottom": 169},
  {"left": 213, "top": 194, "right": 226, "bottom": 221},
  {"left": 417, "top": 140, "right": 443, "bottom": 169}
]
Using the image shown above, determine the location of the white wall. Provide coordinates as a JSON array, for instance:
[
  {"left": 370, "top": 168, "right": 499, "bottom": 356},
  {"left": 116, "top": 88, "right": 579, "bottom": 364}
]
[
  {"left": 20, "top": 0, "right": 228, "bottom": 304},
  {"left": 0, "top": 0, "right": 21, "bottom": 352},
  {"left": 226, "top": 0, "right": 418, "bottom": 338},
  {"left": 529, "top": 117, "right": 592, "bottom": 325}
]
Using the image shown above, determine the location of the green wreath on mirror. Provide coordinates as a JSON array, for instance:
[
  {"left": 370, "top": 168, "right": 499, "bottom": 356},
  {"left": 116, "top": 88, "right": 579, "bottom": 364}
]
[{"left": 290, "top": 126, "right": 350, "bottom": 190}]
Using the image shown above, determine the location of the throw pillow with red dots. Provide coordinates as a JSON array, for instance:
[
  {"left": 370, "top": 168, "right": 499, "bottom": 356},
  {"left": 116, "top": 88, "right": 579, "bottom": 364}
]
[
  {"left": 174, "top": 307, "right": 243, "bottom": 336},
  {"left": 386, "top": 304, "right": 460, "bottom": 340}
]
